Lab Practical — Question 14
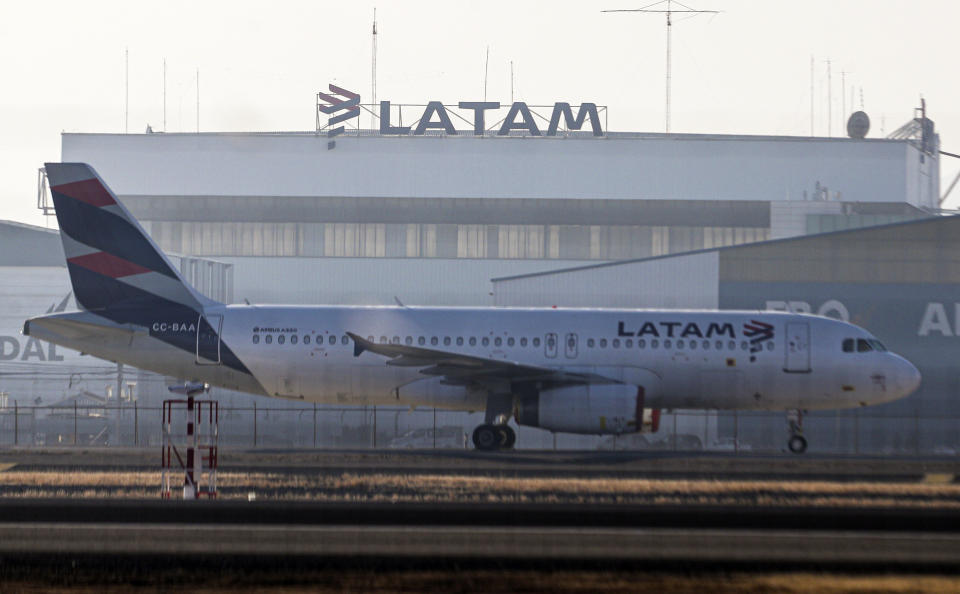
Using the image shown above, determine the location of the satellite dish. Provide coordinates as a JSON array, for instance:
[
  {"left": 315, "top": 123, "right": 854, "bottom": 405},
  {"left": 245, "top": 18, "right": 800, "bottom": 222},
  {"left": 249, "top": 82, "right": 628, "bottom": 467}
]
[{"left": 847, "top": 111, "right": 870, "bottom": 139}]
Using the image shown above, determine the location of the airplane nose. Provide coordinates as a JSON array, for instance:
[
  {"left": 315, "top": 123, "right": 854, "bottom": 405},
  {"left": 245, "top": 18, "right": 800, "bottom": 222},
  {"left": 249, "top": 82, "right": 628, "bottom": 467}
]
[{"left": 898, "top": 357, "right": 921, "bottom": 397}]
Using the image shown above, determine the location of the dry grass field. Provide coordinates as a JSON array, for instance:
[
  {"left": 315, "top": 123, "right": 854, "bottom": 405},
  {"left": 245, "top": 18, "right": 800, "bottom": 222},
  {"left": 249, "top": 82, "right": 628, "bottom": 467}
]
[
  {"left": 2, "top": 570, "right": 960, "bottom": 593},
  {"left": 1, "top": 469, "right": 959, "bottom": 507}
]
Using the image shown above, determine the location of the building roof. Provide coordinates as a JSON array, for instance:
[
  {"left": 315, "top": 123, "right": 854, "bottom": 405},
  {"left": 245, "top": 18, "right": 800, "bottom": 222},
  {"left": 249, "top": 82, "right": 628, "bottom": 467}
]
[{"left": 0, "top": 220, "right": 64, "bottom": 267}]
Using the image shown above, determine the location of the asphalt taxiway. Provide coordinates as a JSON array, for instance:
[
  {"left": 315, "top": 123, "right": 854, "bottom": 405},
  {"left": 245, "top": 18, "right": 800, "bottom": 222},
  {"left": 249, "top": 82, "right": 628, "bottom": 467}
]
[{"left": 0, "top": 500, "right": 959, "bottom": 566}]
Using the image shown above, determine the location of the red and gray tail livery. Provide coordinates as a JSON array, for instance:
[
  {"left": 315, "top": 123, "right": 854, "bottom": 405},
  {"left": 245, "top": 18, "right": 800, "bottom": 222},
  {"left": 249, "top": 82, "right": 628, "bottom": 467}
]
[
  {"left": 44, "top": 162, "right": 212, "bottom": 313},
  {"left": 42, "top": 163, "right": 250, "bottom": 375}
]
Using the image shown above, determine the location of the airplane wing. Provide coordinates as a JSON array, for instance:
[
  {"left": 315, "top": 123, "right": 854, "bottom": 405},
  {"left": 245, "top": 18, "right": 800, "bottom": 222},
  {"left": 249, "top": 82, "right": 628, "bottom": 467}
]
[{"left": 346, "top": 332, "right": 618, "bottom": 387}]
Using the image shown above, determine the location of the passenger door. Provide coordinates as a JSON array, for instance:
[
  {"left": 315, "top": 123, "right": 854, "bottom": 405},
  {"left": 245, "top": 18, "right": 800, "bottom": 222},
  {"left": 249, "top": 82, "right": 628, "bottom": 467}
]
[
  {"left": 784, "top": 322, "right": 811, "bottom": 373},
  {"left": 195, "top": 314, "right": 222, "bottom": 365}
]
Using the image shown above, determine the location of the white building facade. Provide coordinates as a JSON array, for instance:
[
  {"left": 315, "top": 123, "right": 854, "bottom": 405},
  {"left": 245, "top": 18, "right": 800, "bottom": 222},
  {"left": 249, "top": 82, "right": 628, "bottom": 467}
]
[{"left": 59, "top": 129, "right": 938, "bottom": 307}]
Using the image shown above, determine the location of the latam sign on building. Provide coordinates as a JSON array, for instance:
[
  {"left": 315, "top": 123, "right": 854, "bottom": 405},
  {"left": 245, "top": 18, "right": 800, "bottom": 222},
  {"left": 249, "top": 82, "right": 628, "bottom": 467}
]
[
  {"left": 317, "top": 86, "right": 605, "bottom": 138},
  {"left": 378, "top": 101, "right": 604, "bottom": 137}
]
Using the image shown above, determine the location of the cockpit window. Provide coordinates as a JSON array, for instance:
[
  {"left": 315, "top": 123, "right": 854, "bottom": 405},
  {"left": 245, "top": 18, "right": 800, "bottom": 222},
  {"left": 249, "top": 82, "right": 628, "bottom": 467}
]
[{"left": 844, "top": 337, "right": 887, "bottom": 353}]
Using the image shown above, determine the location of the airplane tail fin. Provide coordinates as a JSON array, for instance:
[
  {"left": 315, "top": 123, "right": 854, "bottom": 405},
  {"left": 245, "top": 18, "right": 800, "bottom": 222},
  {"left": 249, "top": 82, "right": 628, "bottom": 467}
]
[{"left": 43, "top": 162, "right": 213, "bottom": 313}]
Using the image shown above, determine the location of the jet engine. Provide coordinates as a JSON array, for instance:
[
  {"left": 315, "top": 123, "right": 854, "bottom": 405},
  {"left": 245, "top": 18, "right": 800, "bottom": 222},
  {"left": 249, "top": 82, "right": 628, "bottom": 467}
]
[{"left": 515, "top": 384, "right": 660, "bottom": 435}]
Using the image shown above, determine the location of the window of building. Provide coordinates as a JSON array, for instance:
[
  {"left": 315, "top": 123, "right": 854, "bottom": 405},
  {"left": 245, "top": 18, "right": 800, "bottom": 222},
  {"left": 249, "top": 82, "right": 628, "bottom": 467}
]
[
  {"left": 498, "top": 225, "right": 545, "bottom": 259},
  {"left": 457, "top": 224, "right": 488, "bottom": 258},
  {"left": 325, "top": 223, "right": 387, "bottom": 257}
]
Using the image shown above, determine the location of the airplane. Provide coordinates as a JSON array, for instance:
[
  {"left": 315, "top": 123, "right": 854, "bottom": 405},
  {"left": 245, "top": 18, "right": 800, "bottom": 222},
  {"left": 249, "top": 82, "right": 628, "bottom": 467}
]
[{"left": 24, "top": 163, "right": 921, "bottom": 453}]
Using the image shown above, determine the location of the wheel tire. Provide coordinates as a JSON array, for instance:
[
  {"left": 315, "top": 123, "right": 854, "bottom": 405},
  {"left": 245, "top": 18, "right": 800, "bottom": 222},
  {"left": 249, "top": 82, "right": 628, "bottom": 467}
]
[
  {"left": 788, "top": 435, "right": 808, "bottom": 454},
  {"left": 500, "top": 426, "right": 517, "bottom": 449},
  {"left": 473, "top": 425, "right": 501, "bottom": 451}
]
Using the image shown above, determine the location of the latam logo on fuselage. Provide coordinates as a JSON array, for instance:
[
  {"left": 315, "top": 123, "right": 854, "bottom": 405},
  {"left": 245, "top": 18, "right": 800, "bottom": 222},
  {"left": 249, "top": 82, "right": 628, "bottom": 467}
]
[{"left": 617, "top": 320, "right": 774, "bottom": 343}]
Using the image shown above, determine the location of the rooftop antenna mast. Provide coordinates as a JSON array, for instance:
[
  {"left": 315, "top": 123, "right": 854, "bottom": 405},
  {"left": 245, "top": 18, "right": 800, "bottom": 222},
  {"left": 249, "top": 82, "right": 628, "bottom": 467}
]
[
  {"left": 371, "top": 8, "right": 377, "bottom": 129},
  {"left": 124, "top": 48, "right": 129, "bottom": 134},
  {"left": 483, "top": 45, "right": 490, "bottom": 102},
  {"left": 603, "top": 1, "right": 718, "bottom": 133},
  {"left": 163, "top": 58, "right": 167, "bottom": 133}
]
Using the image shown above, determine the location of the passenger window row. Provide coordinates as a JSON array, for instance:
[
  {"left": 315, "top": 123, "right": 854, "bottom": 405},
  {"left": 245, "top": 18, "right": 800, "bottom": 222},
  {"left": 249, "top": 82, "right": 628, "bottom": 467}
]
[
  {"left": 586, "top": 337, "right": 774, "bottom": 352},
  {"left": 252, "top": 334, "right": 348, "bottom": 345},
  {"left": 376, "top": 335, "right": 543, "bottom": 348},
  {"left": 250, "top": 332, "right": 774, "bottom": 354}
]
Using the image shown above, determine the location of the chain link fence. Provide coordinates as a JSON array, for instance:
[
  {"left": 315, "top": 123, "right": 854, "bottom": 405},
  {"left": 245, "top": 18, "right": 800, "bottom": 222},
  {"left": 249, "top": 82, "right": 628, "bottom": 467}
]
[{"left": 0, "top": 404, "right": 958, "bottom": 455}]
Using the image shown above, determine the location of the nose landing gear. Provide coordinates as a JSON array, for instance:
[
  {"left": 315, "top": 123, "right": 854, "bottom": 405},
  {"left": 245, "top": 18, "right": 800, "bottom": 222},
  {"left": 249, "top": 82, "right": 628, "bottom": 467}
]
[{"left": 787, "top": 409, "right": 808, "bottom": 454}]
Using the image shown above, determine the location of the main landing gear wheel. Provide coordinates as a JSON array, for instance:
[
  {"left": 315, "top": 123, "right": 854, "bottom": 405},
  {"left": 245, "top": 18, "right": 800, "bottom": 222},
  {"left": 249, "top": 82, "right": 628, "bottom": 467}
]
[
  {"left": 788, "top": 435, "right": 808, "bottom": 454},
  {"left": 473, "top": 424, "right": 501, "bottom": 451},
  {"left": 473, "top": 424, "right": 516, "bottom": 451},
  {"left": 499, "top": 425, "right": 516, "bottom": 449}
]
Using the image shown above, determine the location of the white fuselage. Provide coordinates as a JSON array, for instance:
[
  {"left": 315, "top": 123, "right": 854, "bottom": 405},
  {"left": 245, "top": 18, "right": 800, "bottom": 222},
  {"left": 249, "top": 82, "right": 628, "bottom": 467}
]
[{"left": 30, "top": 305, "right": 919, "bottom": 413}]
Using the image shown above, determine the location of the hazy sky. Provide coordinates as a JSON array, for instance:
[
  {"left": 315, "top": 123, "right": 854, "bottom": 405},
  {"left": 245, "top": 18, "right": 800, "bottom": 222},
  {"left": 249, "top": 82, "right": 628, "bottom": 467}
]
[{"left": 2, "top": 0, "right": 958, "bottom": 227}]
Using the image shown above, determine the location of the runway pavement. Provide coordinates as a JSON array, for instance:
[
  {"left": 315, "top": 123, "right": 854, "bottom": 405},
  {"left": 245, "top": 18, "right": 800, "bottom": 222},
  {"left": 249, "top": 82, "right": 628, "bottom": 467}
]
[
  {"left": 1, "top": 500, "right": 959, "bottom": 566},
  {"left": 2, "top": 447, "right": 958, "bottom": 482}
]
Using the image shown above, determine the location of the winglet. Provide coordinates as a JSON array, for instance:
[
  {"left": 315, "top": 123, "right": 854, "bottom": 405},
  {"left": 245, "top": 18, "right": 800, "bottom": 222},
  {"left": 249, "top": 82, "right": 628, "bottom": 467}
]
[{"left": 347, "top": 332, "right": 366, "bottom": 357}]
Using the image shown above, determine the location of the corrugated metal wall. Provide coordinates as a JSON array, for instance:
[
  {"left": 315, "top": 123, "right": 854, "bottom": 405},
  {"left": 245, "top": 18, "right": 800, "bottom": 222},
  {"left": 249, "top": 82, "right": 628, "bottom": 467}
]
[
  {"left": 492, "top": 251, "right": 719, "bottom": 308},
  {"left": 222, "top": 257, "right": 592, "bottom": 306}
]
